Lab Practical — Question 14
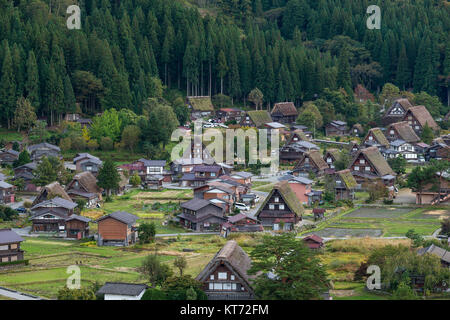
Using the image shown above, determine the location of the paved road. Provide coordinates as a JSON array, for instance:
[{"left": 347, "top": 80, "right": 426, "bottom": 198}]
[{"left": 0, "top": 287, "right": 44, "bottom": 300}]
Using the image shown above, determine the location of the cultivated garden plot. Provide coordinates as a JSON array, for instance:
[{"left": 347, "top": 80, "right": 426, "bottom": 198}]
[{"left": 307, "top": 228, "right": 383, "bottom": 238}]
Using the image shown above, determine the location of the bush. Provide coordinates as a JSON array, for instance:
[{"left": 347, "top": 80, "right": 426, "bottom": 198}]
[
  {"left": 141, "top": 288, "right": 167, "bottom": 300},
  {"left": 87, "top": 139, "right": 99, "bottom": 151},
  {"left": 23, "top": 201, "right": 32, "bottom": 209},
  {"left": 100, "top": 136, "right": 113, "bottom": 151},
  {"left": 71, "top": 136, "right": 86, "bottom": 151},
  {"left": 383, "top": 198, "right": 393, "bottom": 205},
  {"left": 59, "top": 137, "right": 72, "bottom": 151}
]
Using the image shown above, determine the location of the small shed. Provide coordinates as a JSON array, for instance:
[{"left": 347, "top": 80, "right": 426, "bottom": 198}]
[
  {"left": 303, "top": 234, "right": 324, "bottom": 250},
  {"left": 96, "top": 282, "right": 148, "bottom": 300},
  {"left": 312, "top": 208, "right": 325, "bottom": 221}
]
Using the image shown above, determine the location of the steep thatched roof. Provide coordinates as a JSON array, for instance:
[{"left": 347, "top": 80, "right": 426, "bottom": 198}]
[
  {"left": 271, "top": 102, "right": 298, "bottom": 116},
  {"left": 68, "top": 171, "right": 102, "bottom": 194},
  {"left": 247, "top": 110, "right": 273, "bottom": 127},
  {"left": 196, "top": 240, "right": 254, "bottom": 289},
  {"left": 336, "top": 169, "right": 357, "bottom": 189},
  {"left": 365, "top": 128, "right": 389, "bottom": 147},
  {"left": 306, "top": 150, "right": 329, "bottom": 171},
  {"left": 32, "top": 181, "right": 72, "bottom": 206},
  {"left": 325, "top": 148, "right": 341, "bottom": 161},
  {"left": 388, "top": 121, "right": 420, "bottom": 143},
  {"left": 257, "top": 181, "right": 304, "bottom": 218},
  {"left": 405, "top": 105, "right": 439, "bottom": 131},
  {"left": 358, "top": 147, "right": 395, "bottom": 177},
  {"left": 187, "top": 96, "right": 214, "bottom": 111}
]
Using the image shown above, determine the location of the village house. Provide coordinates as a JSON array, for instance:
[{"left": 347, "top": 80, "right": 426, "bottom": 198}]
[
  {"left": 361, "top": 127, "right": 390, "bottom": 149},
  {"left": 32, "top": 181, "right": 72, "bottom": 207},
  {"left": 180, "top": 164, "right": 223, "bottom": 187},
  {"left": 302, "top": 234, "right": 324, "bottom": 250},
  {"left": 264, "top": 122, "right": 287, "bottom": 141},
  {"left": 0, "top": 149, "right": 19, "bottom": 166},
  {"left": 312, "top": 208, "right": 325, "bottom": 220},
  {"left": 13, "top": 162, "right": 38, "bottom": 192},
  {"left": 325, "top": 120, "right": 348, "bottom": 136},
  {"left": 256, "top": 181, "right": 303, "bottom": 231},
  {"left": 425, "top": 142, "right": 450, "bottom": 161},
  {"left": 27, "top": 142, "right": 61, "bottom": 162},
  {"left": 413, "top": 171, "right": 449, "bottom": 205},
  {"left": 196, "top": 240, "right": 255, "bottom": 300},
  {"left": 349, "top": 141, "right": 360, "bottom": 155},
  {"left": 334, "top": 169, "right": 358, "bottom": 201},
  {"left": 187, "top": 96, "right": 215, "bottom": 119},
  {"left": 208, "top": 179, "right": 248, "bottom": 202},
  {"left": 30, "top": 197, "right": 78, "bottom": 233},
  {"left": 323, "top": 148, "right": 341, "bottom": 170},
  {"left": 280, "top": 140, "right": 320, "bottom": 163},
  {"left": 139, "top": 159, "right": 171, "bottom": 182},
  {"left": 386, "top": 139, "right": 418, "bottom": 161},
  {"left": 385, "top": 122, "right": 420, "bottom": 144},
  {"left": 279, "top": 175, "right": 313, "bottom": 205},
  {"left": 0, "top": 181, "right": 15, "bottom": 204},
  {"left": 216, "top": 108, "right": 244, "bottom": 123},
  {"left": 97, "top": 282, "right": 148, "bottom": 300},
  {"left": 240, "top": 110, "right": 273, "bottom": 128},
  {"left": 178, "top": 198, "right": 226, "bottom": 232},
  {"left": 142, "top": 175, "right": 164, "bottom": 190},
  {"left": 417, "top": 244, "right": 450, "bottom": 268},
  {"left": 65, "top": 171, "right": 103, "bottom": 208},
  {"left": 228, "top": 172, "right": 253, "bottom": 186},
  {"left": 194, "top": 184, "right": 235, "bottom": 213},
  {"left": 221, "top": 214, "right": 263, "bottom": 237},
  {"left": 350, "top": 123, "right": 364, "bottom": 137},
  {"left": 292, "top": 150, "right": 329, "bottom": 177},
  {"left": 286, "top": 129, "right": 310, "bottom": 145},
  {"left": 73, "top": 153, "right": 103, "bottom": 175},
  {"left": 0, "top": 229, "right": 24, "bottom": 265},
  {"left": 96, "top": 211, "right": 139, "bottom": 246},
  {"left": 170, "top": 158, "right": 205, "bottom": 177},
  {"left": 183, "top": 139, "right": 215, "bottom": 164},
  {"left": 382, "top": 98, "right": 413, "bottom": 125},
  {"left": 349, "top": 146, "right": 396, "bottom": 187},
  {"left": 270, "top": 102, "right": 298, "bottom": 124},
  {"left": 403, "top": 105, "right": 439, "bottom": 135},
  {"left": 65, "top": 214, "right": 91, "bottom": 239}
]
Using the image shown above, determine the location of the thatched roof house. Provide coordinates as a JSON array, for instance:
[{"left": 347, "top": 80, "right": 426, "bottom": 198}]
[
  {"left": 32, "top": 181, "right": 72, "bottom": 206},
  {"left": 196, "top": 240, "right": 255, "bottom": 300}
]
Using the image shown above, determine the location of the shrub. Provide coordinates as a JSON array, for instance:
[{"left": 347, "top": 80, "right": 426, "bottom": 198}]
[
  {"left": 59, "top": 137, "right": 72, "bottom": 151},
  {"left": 71, "top": 136, "right": 86, "bottom": 151},
  {"left": 100, "top": 136, "right": 113, "bottom": 151},
  {"left": 141, "top": 288, "right": 167, "bottom": 300},
  {"left": 87, "top": 139, "right": 99, "bottom": 151},
  {"left": 23, "top": 200, "right": 32, "bottom": 209}
]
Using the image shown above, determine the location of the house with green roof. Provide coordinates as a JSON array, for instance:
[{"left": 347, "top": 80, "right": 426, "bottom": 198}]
[
  {"left": 187, "top": 96, "right": 215, "bottom": 119},
  {"left": 361, "top": 127, "right": 390, "bottom": 149},
  {"left": 240, "top": 110, "right": 273, "bottom": 128},
  {"left": 255, "top": 181, "right": 303, "bottom": 231},
  {"left": 334, "top": 169, "right": 357, "bottom": 200}
]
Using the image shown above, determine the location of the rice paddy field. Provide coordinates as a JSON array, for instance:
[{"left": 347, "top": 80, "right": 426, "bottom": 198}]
[{"left": 303, "top": 206, "right": 449, "bottom": 238}]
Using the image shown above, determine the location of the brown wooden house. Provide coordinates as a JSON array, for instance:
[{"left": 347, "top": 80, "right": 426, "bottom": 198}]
[
  {"left": 0, "top": 229, "right": 24, "bottom": 265},
  {"left": 13, "top": 162, "right": 37, "bottom": 192},
  {"left": 65, "top": 214, "right": 91, "bottom": 239},
  {"left": 385, "top": 121, "right": 420, "bottom": 143},
  {"left": 0, "top": 149, "right": 19, "bottom": 166},
  {"left": 325, "top": 120, "right": 348, "bottom": 136},
  {"left": 382, "top": 98, "right": 413, "bottom": 126},
  {"left": 323, "top": 149, "right": 341, "bottom": 170},
  {"left": 256, "top": 181, "right": 304, "bottom": 231},
  {"left": 178, "top": 198, "right": 226, "bottom": 232},
  {"left": 349, "top": 147, "right": 396, "bottom": 186},
  {"left": 302, "top": 234, "right": 324, "bottom": 250},
  {"left": 32, "top": 181, "right": 72, "bottom": 207},
  {"left": 361, "top": 128, "right": 390, "bottom": 149},
  {"left": 221, "top": 214, "right": 263, "bottom": 237},
  {"left": 270, "top": 102, "right": 298, "bottom": 124},
  {"left": 292, "top": 150, "right": 329, "bottom": 177},
  {"left": 402, "top": 105, "right": 439, "bottom": 135},
  {"left": 350, "top": 124, "right": 364, "bottom": 137},
  {"left": 196, "top": 240, "right": 255, "bottom": 300},
  {"left": 0, "top": 181, "right": 15, "bottom": 204},
  {"left": 66, "top": 171, "right": 102, "bottom": 208},
  {"left": 216, "top": 108, "right": 244, "bottom": 123},
  {"left": 30, "top": 197, "right": 78, "bottom": 233},
  {"left": 334, "top": 169, "right": 358, "bottom": 200},
  {"left": 96, "top": 211, "right": 139, "bottom": 246}
]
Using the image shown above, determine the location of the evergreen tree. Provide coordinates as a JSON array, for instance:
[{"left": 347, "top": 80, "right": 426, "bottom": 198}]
[{"left": 97, "top": 159, "right": 121, "bottom": 196}]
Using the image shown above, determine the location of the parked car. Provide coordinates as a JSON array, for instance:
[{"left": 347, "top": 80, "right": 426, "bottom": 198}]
[
  {"left": 15, "top": 207, "right": 27, "bottom": 213},
  {"left": 234, "top": 203, "right": 250, "bottom": 211},
  {"left": 436, "top": 235, "right": 448, "bottom": 240}
]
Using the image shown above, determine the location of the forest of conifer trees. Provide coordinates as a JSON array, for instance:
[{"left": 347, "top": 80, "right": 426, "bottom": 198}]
[{"left": 0, "top": 0, "right": 448, "bottom": 129}]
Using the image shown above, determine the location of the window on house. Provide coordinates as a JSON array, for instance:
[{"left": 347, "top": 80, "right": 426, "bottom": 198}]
[
  {"left": 274, "top": 197, "right": 279, "bottom": 202},
  {"left": 354, "top": 166, "right": 360, "bottom": 171},
  {"left": 279, "top": 204, "right": 285, "bottom": 210},
  {"left": 211, "top": 172, "right": 216, "bottom": 177},
  {"left": 230, "top": 275, "right": 235, "bottom": 280},
  {"left": 269, "top": 204, "right": 275, "bottom": 210},
  {"left": 365, "top": 166, "right": 371, "bottom": 171},
  {"left": 214, "top": 283, "right": 223, "bottom": 290},
  {"left": 209, "top": 283, "right": 214, "bottom": 290},
  {"left": 210, "top": 275, "right": 214, "bottom": 280},
  {"left": 218, "top": 272, "right": 227, "bottom": 280},
  {"left": 223, "top": 283, "right": 232, "bottom": 290},
  {"left": 360, "top": 159, "right": 365, "bottom": 164},
  {"left": 368, "top": 136, "right": 373, "bottom": 140},
  {"left": 389, "top": 130, "right": 395, "bottom": 135}
]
